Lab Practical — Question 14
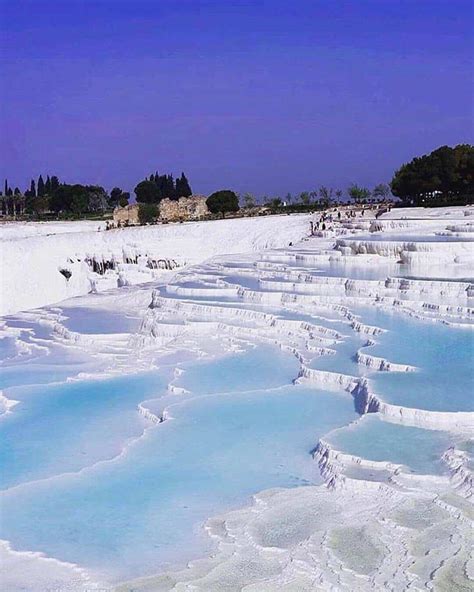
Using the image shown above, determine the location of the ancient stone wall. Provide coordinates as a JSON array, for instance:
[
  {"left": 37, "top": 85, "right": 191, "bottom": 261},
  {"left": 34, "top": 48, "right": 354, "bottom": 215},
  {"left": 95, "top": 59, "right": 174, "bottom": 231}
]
[
  {"left": 159, "top": 195, "right": 209, "bottom": 222},
  {"left": 113, "top": 196, "right": 209, "bottom": 225},
  {"left": 113, "top": 204, "right": 140, "bottom": 225}
]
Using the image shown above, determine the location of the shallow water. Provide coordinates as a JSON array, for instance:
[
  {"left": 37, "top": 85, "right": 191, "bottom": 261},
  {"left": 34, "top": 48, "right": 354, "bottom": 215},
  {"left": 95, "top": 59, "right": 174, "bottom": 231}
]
[
  {"left": 327, "top": 414, "right": 452, "bottom": 475},
  {"left": 176, "top": 345, "right": 300, "bottom": 395},
  {"left": 309, "top": 332, "right": 363, "bottom": 375},
  {"left": 352, "top": 307, "right": 474, "bottom": 412},
  {"left": 1, "top": 382, "right": 356, "bottom": 581},
  {"left": 0, "top": 371, "right": 168, "bottom": 489},
  {"left": 1, "top": 229, "right": 472, "bottom": 588},
  {"left": 58, "top": 306, "right": 142, "bottom": 334}
]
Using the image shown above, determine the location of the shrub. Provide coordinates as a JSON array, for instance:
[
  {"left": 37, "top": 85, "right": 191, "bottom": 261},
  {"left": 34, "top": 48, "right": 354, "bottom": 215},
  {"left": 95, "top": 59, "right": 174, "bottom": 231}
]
[{"left": 138, "top": 203, "right": 159, "bottom": 224}]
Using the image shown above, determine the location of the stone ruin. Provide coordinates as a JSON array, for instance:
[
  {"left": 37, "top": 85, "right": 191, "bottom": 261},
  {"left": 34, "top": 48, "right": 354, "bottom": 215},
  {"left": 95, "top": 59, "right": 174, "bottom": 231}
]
[
  {"left": 113, "top": 203, "right": 140, "bottom": 225},
  {"left": 159, "top": 195, "right": 209, "bottom": 222},
  {"left": 113, "top": 195, "right": 209, "bottom": 226}
]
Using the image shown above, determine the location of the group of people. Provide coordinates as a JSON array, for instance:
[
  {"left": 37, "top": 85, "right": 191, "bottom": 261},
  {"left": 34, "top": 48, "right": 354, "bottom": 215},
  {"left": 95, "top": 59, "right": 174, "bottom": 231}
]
[
  {"left": 309, "top": 204, "right": 385, "bottom": 235},
  {"left": 102, "top": 219, "right": 130, "bottom": 231},
  {"left": 310, "top": 209, "right": 341, "bottom": 234}
]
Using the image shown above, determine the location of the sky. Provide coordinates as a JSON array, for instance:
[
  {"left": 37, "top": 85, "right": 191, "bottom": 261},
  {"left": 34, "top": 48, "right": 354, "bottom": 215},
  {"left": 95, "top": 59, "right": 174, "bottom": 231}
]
[{"left": 0, "top": 0, "right": 472, "bottom": 197}]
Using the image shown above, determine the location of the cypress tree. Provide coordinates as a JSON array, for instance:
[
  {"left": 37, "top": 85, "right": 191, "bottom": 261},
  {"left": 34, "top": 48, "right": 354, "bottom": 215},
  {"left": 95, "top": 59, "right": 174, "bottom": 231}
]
[
  {"left": 45, "top": 175, "right": 51, "bottom": 194},
  {"left": 165, "top": 175, "right": 176, "bottom": 199},
  {"left": 38, "top": 175, "right": 45, "bottom": 197},
  {"left": 30, "top": 179, "right": 36, "bottom": 198},
  {"left": 51, "top": 176, "right": 60, "bottom": 193},
  {"left": 180, "top": 173, "right": 192, "bottom": 197},
  {"left": 138, "top": 171, "right": 192, "bottom": 201},
  {"left": 4, "top": 179, "right": 8, "bottom": 195},
  {"left": 156, "top": 175, "right": 165, "bottom": 200}
]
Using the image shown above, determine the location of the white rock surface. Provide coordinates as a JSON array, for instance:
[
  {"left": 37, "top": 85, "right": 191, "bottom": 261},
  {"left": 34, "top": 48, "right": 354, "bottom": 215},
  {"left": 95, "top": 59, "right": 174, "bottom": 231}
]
[{"left": 0, "top": 214, "right": 312, "bottom": 315}]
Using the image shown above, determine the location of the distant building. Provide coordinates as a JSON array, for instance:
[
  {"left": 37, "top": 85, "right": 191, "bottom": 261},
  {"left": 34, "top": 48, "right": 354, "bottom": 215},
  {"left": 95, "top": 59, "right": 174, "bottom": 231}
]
[
  {"left": 113, "top": 203, "right": 139, "bottom": 225},
  {"left": 159, "top": 195, "right": 209, "bottom": 222}
]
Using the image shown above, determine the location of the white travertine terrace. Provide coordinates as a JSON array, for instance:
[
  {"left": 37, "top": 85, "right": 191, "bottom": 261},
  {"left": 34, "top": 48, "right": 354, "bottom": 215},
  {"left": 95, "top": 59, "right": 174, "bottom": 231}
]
[
  {"left": 118, "top": 207, "right": 472, "bottom": 591},
  {"left": 1, "top": 205, "right": 473, "bottom": 591}
]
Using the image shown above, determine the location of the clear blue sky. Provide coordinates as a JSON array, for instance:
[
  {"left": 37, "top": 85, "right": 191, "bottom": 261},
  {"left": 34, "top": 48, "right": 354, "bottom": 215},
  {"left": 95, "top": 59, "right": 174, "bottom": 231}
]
[{"left": 1, "top": 0, "right": 472, "bottom": 197}]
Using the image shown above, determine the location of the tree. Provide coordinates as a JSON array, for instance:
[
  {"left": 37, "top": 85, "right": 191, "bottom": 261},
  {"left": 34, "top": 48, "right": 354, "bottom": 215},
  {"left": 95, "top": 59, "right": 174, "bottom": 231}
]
[
  {"left": 285, "top": 192, "right": 293, "bottom": 205},
  {"left": 318, "top": 186, "right": 334, "bottom": 207},
  {"left": 87, "top": 185, "right": 108, "bottom": 212},
  {"left": 136, "top": 171, "right": 193, "bottom": 203},
  {"left": 37, "top": 175, "right": 45, "bottom": 197},
  {"left": 299, "top": 191, "right": 311, "bottom": 206},
  {"left": 119, "top": 193, "right": 130, "bottom": 207},
  {"left": 138, "top": 203, "right": 159, "bottom": 224},
  {"left": 69, "top": 185, "right": 89, "bottom": 215},
  {"left": 50, "top": 176, "right": 60, "bottom": 193},
  {"left": 134, "top": 180, "right": 161, "bottom": 204},
  {"left": 242, "top": 192, "right": 256, "bottom": 208},
  {"left": 45, "top": 175, "right": 51, "bottom": 195},
  {"left": 206, "top": 190, "right": 239, "bottom": 217},
  {"left": 30, "top": 179, "right": 36, "bottom": 198},
  {"left": 4, "top": 179, "right": 8, "bottom": 196},
  {"left": 109, "top": 187, "right": 124, "bottom": 208},
  {"left": 266, "top": 197, "right": 283, "bottom": 209},
  {"left": 348, "top": 184, "right": 371, "bottom": 204},
  {"left": 176, "top": 172, "right": 192, "bottom": 197},
  {"left": 50, "top": 185, "right": 70, "bottom": 213},
  {"left": 175, "top": 176, "right": 182, "bottom": 197},
  {"left": 372, "top": 183, "right": 391, "bottom": 201},
  {"left": 107, "top": 187, "right": 130, "bottom": 208},
  {"left": 391, "top": 144, "right": 474, "bottom": 206},
  {"left": 182, "top": 173, "right": 192, "bottom": 196},
  {"left": 31, "top": 194, "right": 50, "bottom": 217},
  {"left": 164, "top": 174, "right": 176, "bottom": 199},
  {"left": 50, "top": 184, "right": 88, "bottom": 214},
  {"left": 335, "top": 189, "right": 343, "bottom": 201},
  {"left": 454, "top": 144, "right": 474, "bottom": 197}
]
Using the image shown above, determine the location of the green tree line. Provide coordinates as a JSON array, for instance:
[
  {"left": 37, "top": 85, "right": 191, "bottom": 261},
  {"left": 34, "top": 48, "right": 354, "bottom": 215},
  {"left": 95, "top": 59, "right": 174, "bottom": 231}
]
[
  {"left": 0, "top": 171, "right": 192, "bottom": 218},
  {"left": 2, "top": 144, "right": 471, "bottom": 219}
]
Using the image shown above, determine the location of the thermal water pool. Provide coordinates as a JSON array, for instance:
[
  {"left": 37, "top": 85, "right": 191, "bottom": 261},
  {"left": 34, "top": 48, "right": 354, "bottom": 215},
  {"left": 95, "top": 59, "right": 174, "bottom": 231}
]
[
  {"left": 0, "top": 371, "right": 169, "bottom": 489},
  {"left": 350, "top": 306, "right": 474, "bottom": 412},
  {"left": 0, "top": 374, "right": 356, "bottom": 582},
  {"left": 58, "top": 306, "right": 142, "bottom": 334},
  {"left": 1, "top": 231, "right": 472, "bottom": 589},
  {"left": 326, "top": 414, "right": 452, "bottom": 475},
  {"left": 1, "top": 306, "right": 465, "bottom": 583}
]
